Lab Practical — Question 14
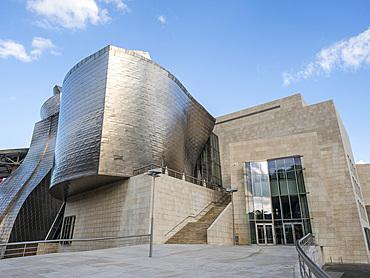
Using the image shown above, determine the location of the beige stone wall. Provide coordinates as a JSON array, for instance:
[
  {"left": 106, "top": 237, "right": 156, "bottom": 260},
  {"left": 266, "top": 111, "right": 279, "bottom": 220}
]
[
  {"left": 64, "top": 174, "right": 224, "bottom": 244},
  {"left": 64, "top": 175, "right": 151, "bottom": 239},
  {"left": 357, "top": 164, "right": 370, "bottom": 206},
  {"left": 214, "top": 94, "right": 370, "bottom": 263},
  {"left": 153, "top": 175, "right": 225, "bottom": 243},
  {"left": 207, "top": 203, "right": 233, "bottom": 245},
  {"left": 357, "top": 163, "right": 370, "bottom": 224}
]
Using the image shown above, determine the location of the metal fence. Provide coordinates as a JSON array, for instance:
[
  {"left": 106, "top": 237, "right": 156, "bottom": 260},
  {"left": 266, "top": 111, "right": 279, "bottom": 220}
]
[
  {"left": 296, "top": 233, "right": 330, "bottom": 278},
  {"left": 0, "top": 234, "right": 150, "bottom": 259},
  {"left": 133, "top": 163, "right": 224, "bottom": 191}
]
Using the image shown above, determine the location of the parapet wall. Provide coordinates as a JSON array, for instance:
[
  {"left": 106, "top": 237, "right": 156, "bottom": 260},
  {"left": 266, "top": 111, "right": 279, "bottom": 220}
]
[{"left": 63, "top": 174, "right": 224, "bottom": 243}]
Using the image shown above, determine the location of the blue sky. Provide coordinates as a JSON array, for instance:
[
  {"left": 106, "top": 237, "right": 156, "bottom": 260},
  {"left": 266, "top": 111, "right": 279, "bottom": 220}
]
[{"left": 0, "top": 0, "right": 369, "bottom": 163}]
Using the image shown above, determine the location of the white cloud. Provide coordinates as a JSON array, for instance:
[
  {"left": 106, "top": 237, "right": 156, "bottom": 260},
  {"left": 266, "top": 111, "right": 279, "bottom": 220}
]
[
  {"left": 0, "top": 37, "right": 58, "bottom": 62},
  {"left": 283, "top": 27, "right": 370, "bottom": 86},
  {"left": 157, "top": 15, "right": 167, "bottom": 24},
  {"left": 50, "top": 50, "right": 62, "bottom": 56},
  {"left": 26, "top": 0, "right": 110, "bottom": 29},
  {"left": 26, "top": 0, "right": 130, "bottom": 29},
  {"left": 10, "top": 97, "right": 17, "bottom": 100},
  {"left": 32, "top": 37, "right": 55, "bottom": 49},
  {"left": 101, "top": 0, "right": 130, "bottom": 13},
  {"left": 0, "top": 40, "right": 32, "bottom": 62},
  {"left": 31, "top": 37, "right": 56, "bottom": 59},
  {"left": 356, "top": 160, "right": 369, "bottom": 164}
]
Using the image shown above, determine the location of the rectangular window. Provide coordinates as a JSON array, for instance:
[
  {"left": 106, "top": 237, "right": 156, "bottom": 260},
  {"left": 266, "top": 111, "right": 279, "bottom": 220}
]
[
  {"left": 253, "top": 175, "right": 262, "bottom": 196},
  {"left": 281, "top": 196, "right": 291, "bottom": 219},
  {"left": 279, "top": 173, "right": 288, "bottom": 195},
  {"left": 300, "top": 194, "right": 310, "bottom": 219},
  {"left": 276, "top": 159, "right": 285, "bottom": 171},
  {"left": 285, "top": 158, "right": 295, "bottom": 171},
  {"left": 297, "top": 170, "right": 306, "bottom": 193},
  {"left": 263, "top": 197, "right": 272, "bottom": 220},
  {"left": 261, "top": 175, "right": 270, "bottom": 196},
  {"left": 272, "top": 196, "right": 282, "bottom": 219},
  {"left": 268, "top": 160, "right": 276, "bottom": 175},
  {"left": 254, "top": 197, "right": 263, "bottom": 219},
  {"left": 270, "top": 179, "right": 279, "bottom": 196},
  {"left": 290, "top": 195, "right": 301, "bottom": 219},
  {"left": 364, "top": 228, "right": 370, "bottom": 250},
  {"left": 250, "top": 221, "right": 256, "bottom": 244},
  {"left": 251, "top": 162, "right": 260, "bottom": 175},
  {"left": 61, "top": 215, "right": 76, "bottom": 245},
  {"left": 294, "top": 157, "right": 302, "bottom": 170},
  {"left": 287, "top": 171, "right": 298, "bottom": 194}
]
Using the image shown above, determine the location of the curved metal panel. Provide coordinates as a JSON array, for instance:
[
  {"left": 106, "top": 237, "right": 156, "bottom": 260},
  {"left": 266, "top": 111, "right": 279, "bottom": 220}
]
[
  {"left": 40, "top": 93, "right": 61, "bottom": 120},
  {"left": 50, "top": 47, "right": 110, "bottom": 199},
  {"left": 50, "top": 45, "right": 215, "bottom": 198},
  {"left": 0, "top": 114, "right": 61, "bottom": 244}
]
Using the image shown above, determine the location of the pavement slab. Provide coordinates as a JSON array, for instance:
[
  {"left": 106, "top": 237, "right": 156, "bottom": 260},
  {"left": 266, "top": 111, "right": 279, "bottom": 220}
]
[{"left": 0, "top": 244, "right": 298, "bottom": 277}]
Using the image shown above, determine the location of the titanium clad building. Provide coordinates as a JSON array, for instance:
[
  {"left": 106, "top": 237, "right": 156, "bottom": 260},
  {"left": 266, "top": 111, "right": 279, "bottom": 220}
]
[
  {"left": 50, "top": 46, "right": 215, "bottom": 199},
  {"left": 0, "top": 86, "right": 62, "bottom": 247},
  {"left": 1, "top": 45, "right": 369, "bottom": 266}
]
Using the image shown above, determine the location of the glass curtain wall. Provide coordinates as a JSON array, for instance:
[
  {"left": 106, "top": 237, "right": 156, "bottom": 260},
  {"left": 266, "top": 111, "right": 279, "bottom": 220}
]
[
  {"left": 245, "top": 156, "right": 311, "bottom": 245},
  {"left": 194, "top": 133, "right": 222, "bottom": 187}
]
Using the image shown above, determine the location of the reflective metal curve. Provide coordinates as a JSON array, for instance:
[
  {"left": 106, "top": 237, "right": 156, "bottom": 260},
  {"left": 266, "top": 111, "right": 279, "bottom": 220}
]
[{"left": 50, "top": 45, "right": 215, "bottom": 199}]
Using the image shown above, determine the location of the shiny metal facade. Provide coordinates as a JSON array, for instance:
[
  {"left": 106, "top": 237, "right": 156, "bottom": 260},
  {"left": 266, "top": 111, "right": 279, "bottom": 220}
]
[
  {"left": 40, "top": 92, "right": 61, "bottom": 120},
  {"left": 0, "top": 90, "right": 62, "bottom": 244},
  {"left": 50, "top": 45, "right": 215, "bottom": 199}
]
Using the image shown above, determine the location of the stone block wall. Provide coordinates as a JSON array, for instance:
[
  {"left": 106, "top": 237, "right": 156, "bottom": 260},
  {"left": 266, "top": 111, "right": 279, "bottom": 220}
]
[
  {"left": 357, "top": 164, "right": 370, "bottom": 206},
  {"left": 357, "top": 163, "right": 370, "bottom": 224},
  {"left": 207, "top": 203, "right": 233, "bottom": 245},
  {"left": 214, "top": 94, "right": 370, "bottom": 263},
  {"left": 63, "top": 174, "right": 224, "bottom": 244}
]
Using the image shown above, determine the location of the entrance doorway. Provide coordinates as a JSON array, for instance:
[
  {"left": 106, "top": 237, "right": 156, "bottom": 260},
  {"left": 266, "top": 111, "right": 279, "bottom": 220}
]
[
  {"left": 256, "top": 224, "right": 275, "bottom": 245},
  {"left": 283, "top": 223, "right": 304, "bottom": 244}
]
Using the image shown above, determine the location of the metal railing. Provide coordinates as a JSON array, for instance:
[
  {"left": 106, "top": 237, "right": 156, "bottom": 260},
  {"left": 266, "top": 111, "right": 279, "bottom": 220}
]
[
  {"left": 133, "top": 163, "right": 224, "bottom": 191},
  {"left": 0, "top": 234, "right": 150, "bottom": 260},
  {"left": 296, "top": 233, "right": 330, "bottom": 278},
  {"left": 164, "top": 194, "right": 230, "bottom": 239}
]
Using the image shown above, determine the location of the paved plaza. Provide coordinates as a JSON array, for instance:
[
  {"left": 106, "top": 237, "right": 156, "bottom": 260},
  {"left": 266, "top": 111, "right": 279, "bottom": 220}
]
[{"left": 0, "top": 244, "right": 298, "bottom": 277}]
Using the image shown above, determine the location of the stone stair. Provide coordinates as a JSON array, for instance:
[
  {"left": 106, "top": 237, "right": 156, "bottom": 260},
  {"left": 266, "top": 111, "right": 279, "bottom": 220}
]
[{"left": 165, "top": 195, "right": 231, "bottom": 244}]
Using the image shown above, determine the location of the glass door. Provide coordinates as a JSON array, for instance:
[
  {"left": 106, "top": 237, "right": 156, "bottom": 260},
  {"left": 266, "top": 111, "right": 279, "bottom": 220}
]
[
  {"left": 265, "top": 224, "right": 274, "bottom": 244},
  {"left": 284, "top": 224, "right": 294, "bottom": 244},
  {"left": 283, "top": 223, "right": 304, "bottom": 244},
  {"left": 293, "top": 223, "right": 304, "bottom": 242},
  {"left": 256, "top": 224, "right": 275, "bottom": 245},
  {"left": 256, "top": 224, "right": 265, "bottom": 244}
]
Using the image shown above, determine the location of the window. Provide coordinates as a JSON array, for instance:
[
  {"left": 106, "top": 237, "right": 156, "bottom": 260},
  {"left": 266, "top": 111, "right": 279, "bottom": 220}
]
[
  {"left": 365, "top": 228, "right": 370, "bottom": 250},
  {"left": 245, "top": 156, "right": 311, "bottom": 245},
  {"left": 61, "top": 215, "right": 76, "bottom": 244}
]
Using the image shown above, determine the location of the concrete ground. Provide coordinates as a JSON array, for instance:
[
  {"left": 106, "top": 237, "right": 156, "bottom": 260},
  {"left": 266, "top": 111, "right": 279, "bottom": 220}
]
[
  {"left": 0, "top": 244, "right": 298, "bottom": 278},
  {"left": 323, "top": 263, "right": 370, "bottom": 278}
]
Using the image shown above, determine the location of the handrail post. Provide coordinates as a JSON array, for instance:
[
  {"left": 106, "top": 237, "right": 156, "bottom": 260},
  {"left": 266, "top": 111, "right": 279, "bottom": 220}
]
[
  {"left": 295, "top": 233, "right": 330, "bottom": 278},
  {"left": 149, "top": 175, "right": 155, "bottom": 257}
]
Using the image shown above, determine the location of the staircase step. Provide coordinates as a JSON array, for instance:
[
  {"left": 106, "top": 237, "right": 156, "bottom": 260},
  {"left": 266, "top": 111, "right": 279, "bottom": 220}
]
[{"left": 165, "top": 195, "right": 231, "bottom": 245}]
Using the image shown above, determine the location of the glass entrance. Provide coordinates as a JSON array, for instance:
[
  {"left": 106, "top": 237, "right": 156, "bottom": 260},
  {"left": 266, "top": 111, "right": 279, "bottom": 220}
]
[
  {"left": 256, "top": 224, "right": 275, "bottom": 245},
  {"left": 283, "top": 223, "right": 304, "bottom": 244},
  {"left": 245, "top": 158, "right": 311, "bottom": 245}
]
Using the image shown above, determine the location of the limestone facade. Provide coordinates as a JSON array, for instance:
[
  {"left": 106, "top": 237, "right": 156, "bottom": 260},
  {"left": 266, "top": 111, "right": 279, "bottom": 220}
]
[
  {"left": 207, "top": 203, "right": 234, "bottom": 245},
  {"left": 357, "top": 163, "right": 370, "bottom": 222},
  {"left": 63, "top": 174, "right": 224, "bottom": 244},
  {"left": 213, "top": 94, "right": 370, "bottom": 263}
]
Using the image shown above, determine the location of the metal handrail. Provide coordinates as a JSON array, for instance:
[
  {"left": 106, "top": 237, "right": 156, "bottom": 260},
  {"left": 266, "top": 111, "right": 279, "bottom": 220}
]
[
  {"left": 295, "top": 233, "right": 330, "bottom": 278},
  {"left": 0, "top": 234, "right": 150, "bottom": 247},
  {"left": 133, "top": 163, "right": 224, "bottom": 191},
  {"left": 164, "top": 194, "right": 229, "bottom": 237},
  {"left": 0, "top": 234, "right": 150, "bottom": 259}
]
